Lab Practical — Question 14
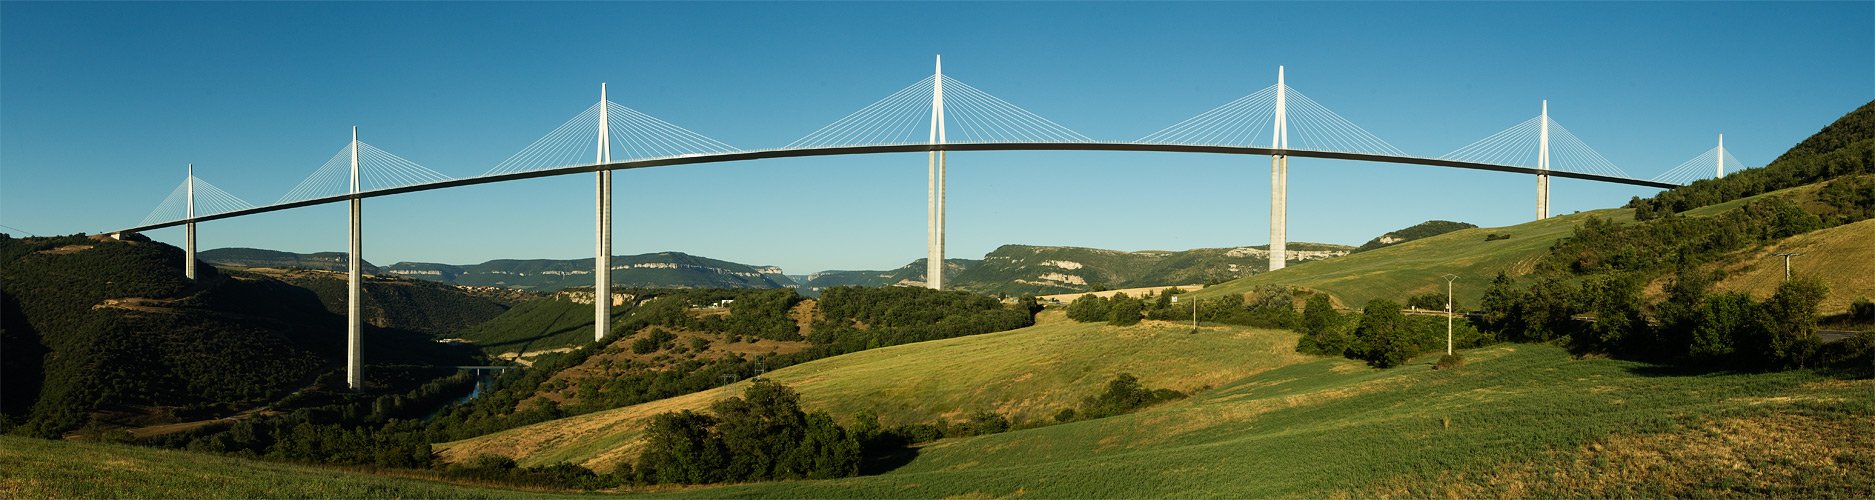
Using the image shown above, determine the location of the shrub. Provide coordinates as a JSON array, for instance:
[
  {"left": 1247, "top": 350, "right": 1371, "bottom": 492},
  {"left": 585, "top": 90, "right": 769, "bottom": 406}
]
[{"left": 1434, "top": 353, "right": 1465, "bottom": 370}]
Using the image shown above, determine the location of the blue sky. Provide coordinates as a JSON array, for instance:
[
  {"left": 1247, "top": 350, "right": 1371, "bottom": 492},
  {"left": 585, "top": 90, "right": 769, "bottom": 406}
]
[{"left": 4, "top": 1, "right": 1870, "bottom": 276}]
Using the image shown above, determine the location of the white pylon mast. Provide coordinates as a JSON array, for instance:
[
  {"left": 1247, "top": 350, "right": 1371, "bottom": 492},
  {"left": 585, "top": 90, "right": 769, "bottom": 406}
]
[
  {"left": 1537, "top": 100, "right": 1550, "bottom": 220},
  {"left": 595, "top": 84, "right": 613, "bottom": 342},
  {"left": 185, "top": 163, "right": 196, "bottom": 281},
  {"left": 927, "top": 55, "right": 946, "bottom": 290},
  {"left": 347, "top": 127, "right": 363, "bottom": 391},
  {"left": 1717, "top": 134, "right": 1725, "bottom": 178},
  {"left": 1268, "top": 66, "right": 1288, "bottom": 272}
]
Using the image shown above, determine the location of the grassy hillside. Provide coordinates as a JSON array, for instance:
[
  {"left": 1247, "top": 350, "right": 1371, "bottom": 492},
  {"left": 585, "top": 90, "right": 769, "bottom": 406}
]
[
  {"left": 436, "top": 311, "right": 1312, "bottom": 472},
  {"left": 43, "top": 343, "right": 1869, "bottom": 497},
  {"left": 449, "top": 291, "right": 609, "bottom": 359},
  {"left": 952, "top": 242, "right": 1354, "bottom": 297},
  {"left": 0, "top": 436, "right": 579, "bottom": 499},
  {"left": 643, "top": 345, "right": 1873, "bottom": 498},
  {"left": 1190, "top": 209, "right": 1627, "bottom": 309},
  {"left": 1697, "top": 217, "right": 1875, "bottom": 316}
]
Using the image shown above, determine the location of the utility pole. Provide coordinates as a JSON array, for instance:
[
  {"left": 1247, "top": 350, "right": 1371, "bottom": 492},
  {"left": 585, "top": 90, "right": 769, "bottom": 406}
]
[
  {"left": 1771, "top": 253, "right": 1804, "bottom": 281},
  {"left": 595, "top": 84, "right": 613, "bottom": 342},
  {"left": 927, "top": 55, "right": 947, "bottom": 290},
  {"left": 347, "top": 127, "right": 363, "bottom": 391},
  {"left": 1442, "top": 274, "right": 1459, "bottom": 355}
]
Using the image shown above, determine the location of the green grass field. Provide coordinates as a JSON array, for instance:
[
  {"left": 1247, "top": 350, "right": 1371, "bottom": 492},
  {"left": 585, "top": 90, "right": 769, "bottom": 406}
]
[
  {"left": 12, "top": 343, "right": 1870, "bottom": 498},
  {"left": 640, "top": 345, "right": 1872, "bottom": 498},
  {"left": 1191, "top": 208, "right": 1635, "bottom": 309},
  {"left": 0, "top": 435, "right": 597, "bottom": 499},
  {"left": 437, "top": 311, "right": 1313, "bottom": 472}
]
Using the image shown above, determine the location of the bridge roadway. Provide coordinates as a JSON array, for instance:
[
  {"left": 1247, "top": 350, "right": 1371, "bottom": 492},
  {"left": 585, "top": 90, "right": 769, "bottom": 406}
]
[{"left": 116, "top": 142, "right": 1677, "bottom": 234}]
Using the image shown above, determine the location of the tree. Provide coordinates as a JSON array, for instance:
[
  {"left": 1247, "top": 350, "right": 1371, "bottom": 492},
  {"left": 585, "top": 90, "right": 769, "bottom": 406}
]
[
  {"left": 1066, "top": 294, "right": 1111, "bottom": 323},
  {"left": 1352, "top": 299, "right": 1417, "bottom": 368},
  {"left": 1752, "top": 276, "right": 1827, "bottom": 368},
  {"left": 634, "top": 410, "right": 727, "bottom": 485},
  {"left": 1107, "top": 293, "right": 1143, "bottom": 326},
  {"left": 1298, "top": 294, "right": 1348, "bottom": 356},
  {"left": 1578, "top": 273, "right": 1649, "bottom": 356}
]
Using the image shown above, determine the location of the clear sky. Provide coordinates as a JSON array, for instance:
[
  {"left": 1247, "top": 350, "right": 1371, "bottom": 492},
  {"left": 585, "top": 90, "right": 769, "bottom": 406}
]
[{"left": 4, "top": 1, "right": 1871, "bottom": 276}]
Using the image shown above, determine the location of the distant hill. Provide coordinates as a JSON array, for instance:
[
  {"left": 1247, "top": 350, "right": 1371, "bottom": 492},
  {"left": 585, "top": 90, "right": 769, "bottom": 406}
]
[
  {"left": 947, "top": 243, "right": 1354, "bottom": 296},
  {"left": 1352, "top": 220, "right": 1478, "bottom": 253},
  {"left": 198, "top": 247, "right": 380, "bottom": 274},
  {"left": 206, "top": 249, "right": 796, "bottom": 292},
  {"left": 387, "top": 251, "right": 796, "bottom": 291},
  {"left": 799, "top": 258, "right": 981, "bottom": 292}
]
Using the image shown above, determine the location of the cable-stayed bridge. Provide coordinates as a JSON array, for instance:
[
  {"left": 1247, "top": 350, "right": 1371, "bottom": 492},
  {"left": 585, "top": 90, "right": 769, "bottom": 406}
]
[{"left": 116, "top": 58, "right": 1745, "bottom": 389}]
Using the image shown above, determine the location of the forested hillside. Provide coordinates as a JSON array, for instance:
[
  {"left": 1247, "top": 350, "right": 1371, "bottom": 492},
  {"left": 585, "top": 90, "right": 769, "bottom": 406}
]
[{"left": 0, "top": 235, "right": 484, "bottom": 438}]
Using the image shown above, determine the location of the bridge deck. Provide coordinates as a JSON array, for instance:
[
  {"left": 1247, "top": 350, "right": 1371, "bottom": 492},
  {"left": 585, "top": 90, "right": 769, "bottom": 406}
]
[{"left": 117, "top": 142, "right": 1676, "bottom": 234}]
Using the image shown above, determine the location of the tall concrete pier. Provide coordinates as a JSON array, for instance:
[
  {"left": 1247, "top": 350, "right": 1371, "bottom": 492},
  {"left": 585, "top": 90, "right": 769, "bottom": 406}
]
[
  {"left": 927, "top": 56, "right": 947, "bottom": 290},
  {"left": 185, "top": 164, "right": 196, "bottom": 281},
  {"left": 1269, "top": 67, "right": 1289, "bottom": 272},
  {"left": 595, "top": 84, "right": 614, "bottom": 342},
  {"left": 1537, "top": 100, "right": 1550, "bottom": 220},
  {"left": 347, "top": 127, "right": 363, "bottom": 391}
]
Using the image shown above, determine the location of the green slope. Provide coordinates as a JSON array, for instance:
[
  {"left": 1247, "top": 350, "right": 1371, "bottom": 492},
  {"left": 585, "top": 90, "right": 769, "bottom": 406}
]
[
  {"left": 0, "top": 436, "right": 580, "bottom": 499},
  {"left": 1191, "top": 209, "right": 1632, "bottom": 309},
  {"left": 435, "top": 312, "right": 1313, "bottom": 472},
  {"left": 647, "top": 345, "right": 1873, "bottom": 498},
  {"left": 448, "top": 291, "right": 611, "bottom": 358}
]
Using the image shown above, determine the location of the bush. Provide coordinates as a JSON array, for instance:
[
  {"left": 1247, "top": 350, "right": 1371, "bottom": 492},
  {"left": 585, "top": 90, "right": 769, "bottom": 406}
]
[
  {"left": 1107, "top": 293, "right": 1143, "bottom": 326},
  {"left": 1434, "top": 353, "right": 1466, "bottom": 370},
  {"left": 1066, "top": 294, "right": 1111, "bottom": 323},
  {"left": 1851, "top": 297, "right": 1875, "bottom": 322}
]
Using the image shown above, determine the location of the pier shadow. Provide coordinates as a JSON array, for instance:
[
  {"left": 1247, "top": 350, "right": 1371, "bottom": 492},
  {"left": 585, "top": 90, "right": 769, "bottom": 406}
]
[{"left": 859, "top": 446, "right": 922, "bottom": 476}]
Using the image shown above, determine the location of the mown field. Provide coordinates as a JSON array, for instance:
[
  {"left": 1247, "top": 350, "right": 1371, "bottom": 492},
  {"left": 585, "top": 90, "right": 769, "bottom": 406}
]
[
  {"left": 436, "top": 310, "right": 1313, "bottom": 472},
  {"left": 1189, "top": 209, "right": 1630, "bottom": 309}
]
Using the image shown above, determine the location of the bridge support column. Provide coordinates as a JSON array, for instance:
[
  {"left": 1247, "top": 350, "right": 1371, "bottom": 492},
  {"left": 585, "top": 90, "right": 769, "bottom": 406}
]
[
  {"left": 1267, "top": 66, "right": 1288, "bottom": 272},
  {"left": 347, "top": 127, "right": 363, "bottom": 391},
  {"left": 1270, "top": 155, "right": 1286, "bottom": 271},
  {"left": 1537, "top": 100, "right": 1550, "bottom": 220},
  {"left": 926, "top": 56, "right": 947, "bottom": 290},
  {"left": 595, "top": 84, "right": 613, "bottom": 342},
  {"left": 185, "top": 164, "right": 196, "bottom": 281},
  {"left": 1717, "top": 134, "right": 1725, "bottom": 178}
]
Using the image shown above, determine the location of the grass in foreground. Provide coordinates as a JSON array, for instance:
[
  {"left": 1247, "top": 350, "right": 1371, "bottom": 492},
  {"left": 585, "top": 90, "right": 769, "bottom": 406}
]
[
  {"left": 642, "top": 345, "right": 1873, "bottom": 498},
  {"left": 0, "top": 436, "right": 594, "bottom": 499}
]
